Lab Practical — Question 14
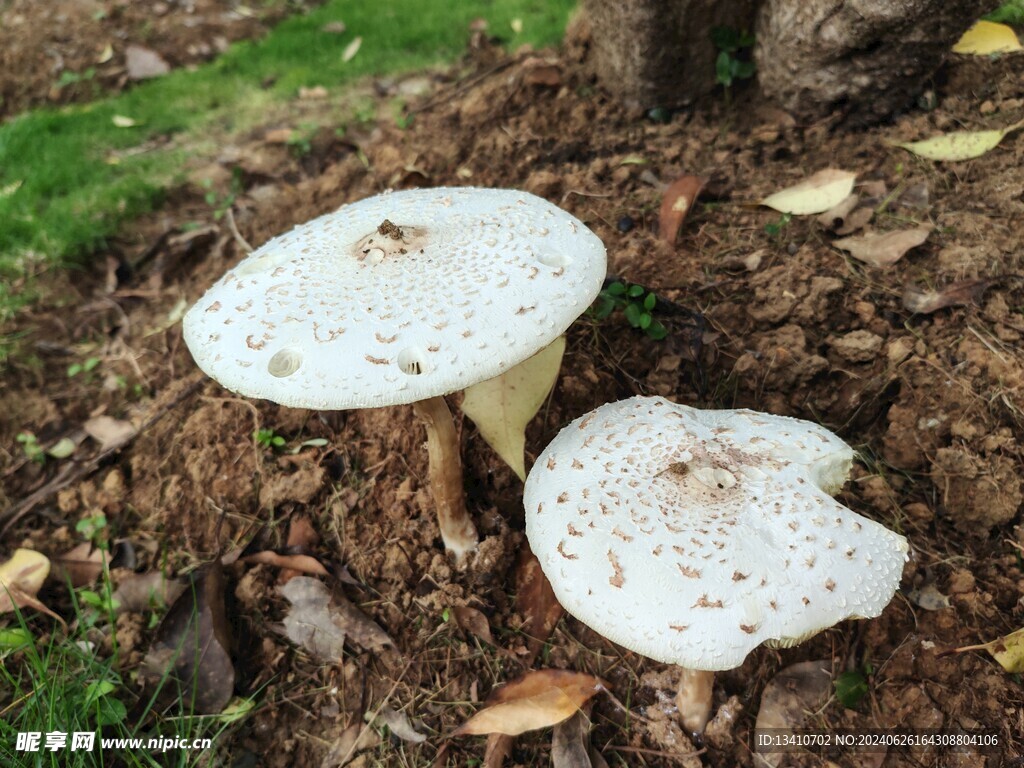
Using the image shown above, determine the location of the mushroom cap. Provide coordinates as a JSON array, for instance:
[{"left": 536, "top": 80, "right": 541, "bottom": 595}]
[
  {"left": 183, "top": 187, "right": 606, "bottom": 409},
  {"left": 524, "top": 396, "right": 909, "bottom": 671}
]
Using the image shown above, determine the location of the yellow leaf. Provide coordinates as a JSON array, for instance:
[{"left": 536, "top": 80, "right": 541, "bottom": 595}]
[
  {"left": 953, "top": 20, "right": 1023, "bottom": 55},
  {"left": 0, "top": 549, "right": 51, "bottom": 614},
  {"left": 952, "top": 627, "right": 1024, "bottom": 673},
  {"left": 112, "top": 115, "right": 137, "bottom": 128},
  {"left": 761, "top": 169, "right": 857, "bottom": 215},
  {"left": 454, "top": 669, "right": 605, "bottom": 737},
  {"left": 891, "top": 120, "right": 1024, "bottom": 161},
  {"left": 462, "top": 336, "right": 565, "bottom": 481}
]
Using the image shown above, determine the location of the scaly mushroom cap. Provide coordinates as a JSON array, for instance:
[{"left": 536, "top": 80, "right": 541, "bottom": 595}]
[
  {"left": 525, "top": 396, "right": 909, "bottom": 671},
  {"left": 183, "top": 188, "right": 606, "bottom": 408}
]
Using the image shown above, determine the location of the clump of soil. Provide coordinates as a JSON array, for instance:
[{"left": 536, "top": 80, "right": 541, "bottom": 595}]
[{"left": 2, "top": 22, "right": 1024, "bottom": 768}]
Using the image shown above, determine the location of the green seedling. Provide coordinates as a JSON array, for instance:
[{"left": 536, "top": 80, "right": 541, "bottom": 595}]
[
  {"left": 764, "top": 212, "right": 792, "bottom": 238},
  {"left": 834, "top": 664, "right": 872, "bottom": 708},
  {"left": 16, "top": 431, "right": 45, "bottom": 463},
  {"left": 76, "top": 513, "right": 109, "bottom": 549},
  {"left": 711, "top": 26, "right": 756, "bottom": 103},
  {"left": 67, "top": 356, "right": 100, "bottom": 378},
  {"left": 203, "top": 170, "right": 243, "bottom": 221},
  {"left": 591, "top": 280, "right": 668, "bottom": 340},
  {"left": 254, "top": 428, "right": 286, "bottom": 450}
]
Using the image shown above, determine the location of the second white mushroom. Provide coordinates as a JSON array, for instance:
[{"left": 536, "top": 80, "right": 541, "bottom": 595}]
[{"left": 524, "top": 395, "right": 909, "bottom": 733}]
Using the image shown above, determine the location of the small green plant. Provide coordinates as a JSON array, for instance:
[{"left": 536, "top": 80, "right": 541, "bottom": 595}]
[
  {"left": 834, "top": 663, "right": 872, "bottom": 708},
  {"left": 254, "top": 428, "right": 286, "bottom": 450},
  {"left": 16, "top": 431, "right": 45, "bottom": 463},
  {"left": 764, "top": 212, "right": 792, "bottom": 238},
  {"left": 285, "top": 124, "right": 318, "bottom": 157},
  {"left": 986, "top": 1, "right": 1024, "bottom": 25},
  {"left": 591, "top": 281, "right": 668, "bottom": 340},
  {"left": 67, "top": 356, "right": 100, "bottom": 378},
  {"left": 202, "top": 169, "right": 243, "bottom": 221},
  {"left": 711, "top": 27, "right": 756, "bottom": 99},
  {"left": 55, "top": 68, "right": 97, "bottom": 91}
]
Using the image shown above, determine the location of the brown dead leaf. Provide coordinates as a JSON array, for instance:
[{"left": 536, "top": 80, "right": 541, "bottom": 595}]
[
  {"left": 51, "top": 542, "right": 110, "bottom": 588},
  {"left": 140, "top": 562, "right": 235, "bottom": 714},
  {"left": 833, "top": 226, "right": 931, "bottom": 267},
  {"left": 835, "top": 205, "right": 874, "bottom": 236},
  {"left": 454, "top": 669, "right": 606, "bottom": 737},
  {"left": 658, "top": 175, "right": 705, "bottom": 243},
  {"left": 516, "top": 545, "right": 564, "bottom": 664},
  {"left": 279, "top": 576, "right": 393, "bottom": 661},
  {"left": 452, "top": 605, "right": 495, "bottom": 646},
  {"left": 522, "top": 58, "right": 562, "bottom": 87},
  {"left": 816, "top": 193, "right": 859, "bottom": 230},
  {"left": 83, "top": 415, "right": 137, "bottom": 451},
  {"left": 372, "top": 706, "right": 427, "bottom": 743},
  {"left": 112, "top": 570, "right": 185, "bottom": 614},
  {"left": 902, "top": 278, "right": 997, "bottom": 314},
  {"left": 754, "top": 660, "right": 832, "bottom": 768},
  {"left": 321, "top": 722, "right": 380, "bottom": 768},
  {"left": 243, "top": 551, "right": 330, "bottom": 577},
  {"left": 0, "top": 549, "right": 58, "bottom": 621},
  {"left": 552, "top": 710, "right": 598, "bottom": 768}
]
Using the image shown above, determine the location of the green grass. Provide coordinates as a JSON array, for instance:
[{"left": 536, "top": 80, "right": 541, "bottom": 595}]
[
  {"left": 0, "top": 0, "right": 576, "bottom": 319},
  {"left": 986, "top": 0, "right": 1024, "bottom": 25}
]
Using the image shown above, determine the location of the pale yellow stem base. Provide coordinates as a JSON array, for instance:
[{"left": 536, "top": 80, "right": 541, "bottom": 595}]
[
  {"left": 676, "top": 667, "right": 715, "bottom": 734},
  {"left": 412, "top": 395, "right": 479, "bottom": 562}
]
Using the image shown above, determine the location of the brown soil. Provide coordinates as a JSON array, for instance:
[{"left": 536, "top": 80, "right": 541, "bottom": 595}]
[
  {"left": 2, "top": 17, "right": 1024, "bottom": 768},
  {"left": 0, "top": 0, "right": 319, "bottom": 118}
]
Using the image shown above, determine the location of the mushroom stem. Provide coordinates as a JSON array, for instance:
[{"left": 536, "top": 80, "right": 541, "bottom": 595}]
[
  {"left": 675, "top": 667, "right": 715, "bottom": 734},
  {"left": 412, "top": 395, "right": 479, "bottom": 562}
]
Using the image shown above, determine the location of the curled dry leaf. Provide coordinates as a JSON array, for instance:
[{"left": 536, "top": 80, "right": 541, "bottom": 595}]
[
  {"left": 280, "top": 576, "right": 393, "bottom": 661},
  {"left": 0, "top": 549, "right": 54, "bottom": 617},
  {"left": 321, "top": 722, "right": 381, "bottom": 768},
  {"left": 816, "top": 192, "right": 859, "bottom": 231},
  {"left": 242, "top": 551, "right": 330, "bottom": 578},
  {"left": 342, "top": 36, "right": 362, "bottom": 63},
  {"left": 948, "top": 627, "right": 1024, "bottom": 673},
  {"left": 140, "top": 562, "right": 235, "bottom": 714},
  {"left": 454, "top": 669, "right": 606, "bottom": 737},
  {"left": 906, "top": 583, "right": 951, "bottom": 611},
  {"left": 658, "top": 175, "right": 705, "bottom": 243},
  {"left": 552, "top": 710, "right": 598, "bottom": 768},
  {"left": 372, "top": 706, "right": 427, "bottom": 743},
  {"left": 452, "top": 604, "right": 495, "bottom": 646},
  {"left": 754, "top": 660, "right": 833, "bottom": 768},
  {"left": 462, "top": 336, "right": 566, "bottom": 481},
  {"left": 833, "top": 226, "right": 931, "bottom": 267},
  {"left": 902, "top": 278, "right": 997, "bottom": 314},
  {"left": 761, "top": 168, "right": 857, "bottom": 215}
]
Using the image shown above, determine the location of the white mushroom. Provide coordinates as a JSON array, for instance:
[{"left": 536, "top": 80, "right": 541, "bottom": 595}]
[
  {"left": 184, "top": 187, "right": 606, "bottom": 562},
  {"left": 524, "top": 395, "right": 908, "bottom": 733}
]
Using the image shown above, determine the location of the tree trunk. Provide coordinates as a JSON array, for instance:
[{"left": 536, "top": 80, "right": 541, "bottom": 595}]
[
  {"left": 582, "top": 0, "right": 757, "bottom": 108},
  {"left": 755, "top": 0, "right": 1000, "bottom": 123}
]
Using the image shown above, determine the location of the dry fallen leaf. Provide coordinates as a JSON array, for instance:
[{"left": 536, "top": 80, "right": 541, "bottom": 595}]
[
  {"left": 342, "top": 36, "right": 362, "bottom": 63},
  {"left": 125, "top": 44, "right": 170, "bottom": 79},
  {"left": 51, "top": 542, "right": 110, "bottom": 588},
  {"left": 83, "top": 415, "right": 137, "bottom": 451},
  {"left": 948, "top": 627, "right": 1024, "bottom": 673},
  {"left": 891, "top": 119, "right": 1024, "bottom": 161},
  {"left": 280, "top": 576, "right": 393, "bottom": 661},
  {"left": 552, "top": 710, "right": 599, "bottom": 768},
  {"left": 754, "top": 660, "right": 833, "bottom": 768},
  {"left": 761, "top": 168, "right": 857, "bottom": 215},
  {"left": 112, "top": 570, "right": 185, "bottom": 614},
  {"left": 372, "top": 706, "right": 427, "bottom": 743},
  {"left": 833, "top": 226, "right": 931, "bottom": 267},
  {"left": 454, "top": 669, "right": 605, "bottom": 737},
  {"left": 140, "top": 563, "right": 235, "bottom": 714},
  {"left": 953, "top": 20, "right": 1023, "bottom": 55},
  {"left": 658, "top": 175, "right": 705, "bottom": 243},
  {"left": 452, "top": 605, "right": 496, "bottom": 647},
  {"left": 902, "top": 278, "right": 996, "bottom": 314},
  {"left": 243, "top": 551, "right": 330, "bottom": 577},
  {"left": 816, "top": 192, "right": 859, "bottom": 231},
  {"left": 907, "top": 583, "right": 951, "bottom": 611},
  {"left": 321, "top": 722, "right": 380, "bottom": 768},
  {"left": 462, "top": 336, "right": 565, "bottom": 481},
  {"left": 0, "top": 549, "right": 53, "bottom": 617},
  {"left": 516, "top": 544, "right": 564, "bottom": 663}
]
